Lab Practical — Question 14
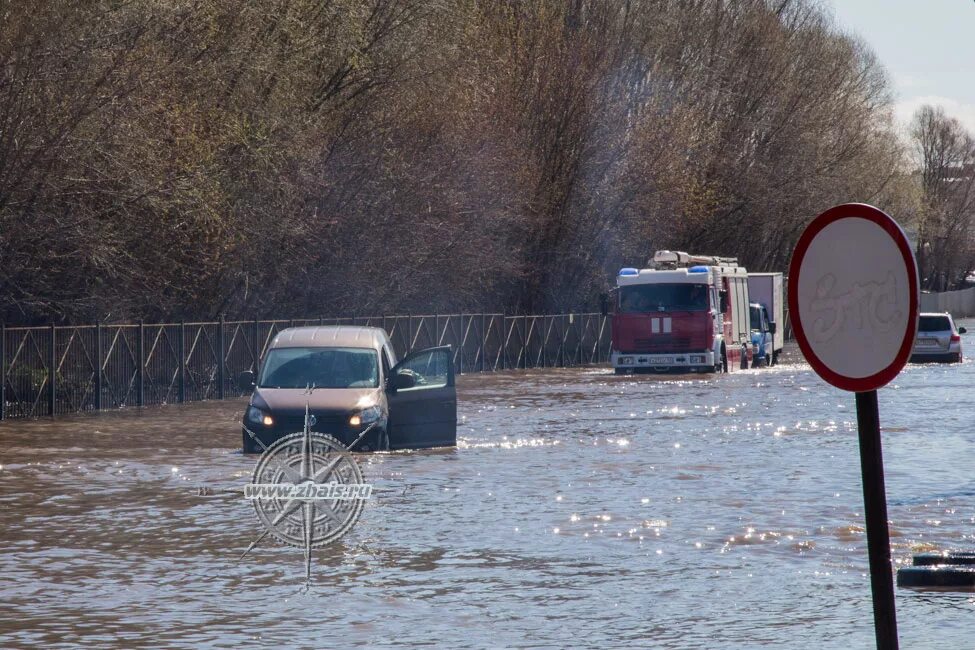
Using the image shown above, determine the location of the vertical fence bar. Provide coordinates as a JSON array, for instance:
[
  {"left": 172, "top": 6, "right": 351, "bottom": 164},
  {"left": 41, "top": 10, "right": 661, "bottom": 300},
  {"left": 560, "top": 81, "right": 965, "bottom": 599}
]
[
  {"left": 480, "top": 313, "right": 486, "bottom": 372},
  {"left": 253, "top": 318, "right": 260, "bottom": 371},
  {"left": 0, "top": 322, "right": 5, "bottom": 421},
  {"left": 95, "top": 321, "right": 103, "bottom": 411},
  {"left": 542, "top": 317, "right": 547, "bottom": 368},
  {"left": 577, "top": 314, "right": 582, "bottom": 365},
  {"left": 501, "top": 314, "right": 507, "bottom": 370},
  {"left": 218, "top": 315, "right": 226, "bottom": 400},
  {"left": 561, "top": 314, "right": 567, "bottom": 367},
  {"left": 138, "top": 320, "right": 145, "bottom": 407},
  {"left": 408, "top": 315, "right": 413, "bottom": 355},
  {"left": 48, "top": 323, "right": 56, "bottom": 416},
  {"left": 178, "top": 321, "right": 186, "bottom": 404}
]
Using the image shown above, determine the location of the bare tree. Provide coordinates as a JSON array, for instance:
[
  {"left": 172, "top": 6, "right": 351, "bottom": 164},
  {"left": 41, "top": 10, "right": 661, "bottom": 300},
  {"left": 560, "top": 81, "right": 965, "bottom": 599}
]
[
  {"left": 910, "top": 105, "right": 975, "bottom": 290},
  {"left": 0, "top": 0, "right": 920, "bottom": 323}
]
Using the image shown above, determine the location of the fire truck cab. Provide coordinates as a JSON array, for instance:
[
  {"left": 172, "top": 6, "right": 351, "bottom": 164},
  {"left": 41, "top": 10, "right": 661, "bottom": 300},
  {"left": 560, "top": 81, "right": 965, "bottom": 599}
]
[{"left": 606, "top": 251, "right": 751, "bottom": 374}]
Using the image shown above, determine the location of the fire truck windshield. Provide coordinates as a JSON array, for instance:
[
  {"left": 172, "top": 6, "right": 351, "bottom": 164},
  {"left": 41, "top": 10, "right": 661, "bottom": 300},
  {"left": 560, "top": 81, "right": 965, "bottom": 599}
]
[{"left": 619, "top": 284, "right": 709, "bottom": 313}]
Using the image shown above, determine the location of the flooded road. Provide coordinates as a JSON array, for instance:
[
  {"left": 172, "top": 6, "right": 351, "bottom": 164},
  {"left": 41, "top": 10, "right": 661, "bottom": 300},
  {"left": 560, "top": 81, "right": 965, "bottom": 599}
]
[{"left": 2, "top": 326, "right": 975, "bottom": 648}]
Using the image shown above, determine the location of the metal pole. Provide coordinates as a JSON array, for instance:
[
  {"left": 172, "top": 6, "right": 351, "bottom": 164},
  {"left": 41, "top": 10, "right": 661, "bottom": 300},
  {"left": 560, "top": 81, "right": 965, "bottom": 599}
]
[
  {"left": 95, "top": 321, "right": 102, "bottom": 411},
  {"left": 542, "top": 315, "right": 548, "bottom": 368},
  {"left": 561, "top": 314, "right": 567, "bottom": 367},
  {"left": 480, "top": 313, "right": 486, "bottom": 372},
  {"left": 178, "top": 321, "right": 186, "bottom": 403},
  {"left": 138, "top": 320, "right": 145, "bottom": 407},
  {"left": 577, "top": 313, "right": 583, "bottom": 365},
  {"left": 253, "top": 318, "right": 260, "bottom": 371},
  {"left": 855, "top": 390, "right": 899, "bottom": 650},
  {"left": 48, "top": 323, "right": 56, "bottom": 416},
  {"left": 218, "top": 314, "right": 226, "bottom": 400},
  {"left": 408, "top": 315, "right": 413, "bottom": 354},
  {"left": 501, "top": 313, "right": 507, "bottom": 370}
]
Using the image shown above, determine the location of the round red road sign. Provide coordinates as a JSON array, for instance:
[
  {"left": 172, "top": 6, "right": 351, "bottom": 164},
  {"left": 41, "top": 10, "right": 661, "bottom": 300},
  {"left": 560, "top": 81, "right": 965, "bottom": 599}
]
[{"left": 788, "top": 203, "right": 919, "bottom": 392}]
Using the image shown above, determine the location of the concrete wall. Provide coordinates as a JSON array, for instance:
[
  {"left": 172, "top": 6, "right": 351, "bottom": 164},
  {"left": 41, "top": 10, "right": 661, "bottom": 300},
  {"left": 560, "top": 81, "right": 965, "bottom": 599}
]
[{"left": 920, "top": 287, "right": 975, "bottom": 318}]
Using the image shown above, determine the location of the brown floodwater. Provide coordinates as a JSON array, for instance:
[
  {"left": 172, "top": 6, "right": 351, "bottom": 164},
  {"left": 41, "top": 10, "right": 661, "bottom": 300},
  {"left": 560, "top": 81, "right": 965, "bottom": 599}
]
[{"left": 2, "top": 332, "right": 975, "bottom": 648}]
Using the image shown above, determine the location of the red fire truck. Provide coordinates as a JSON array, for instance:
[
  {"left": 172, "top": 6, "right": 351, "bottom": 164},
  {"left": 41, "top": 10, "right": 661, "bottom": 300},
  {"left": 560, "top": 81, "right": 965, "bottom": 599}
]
[{"left": 602, "top": 250, "right": 752, "bottom": 374}]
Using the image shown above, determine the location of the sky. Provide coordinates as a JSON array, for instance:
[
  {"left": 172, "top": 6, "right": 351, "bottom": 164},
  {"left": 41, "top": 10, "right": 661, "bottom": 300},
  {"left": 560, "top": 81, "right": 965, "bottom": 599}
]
[{"left": 827, "top": 0, "right": 975, "bottom": 134}]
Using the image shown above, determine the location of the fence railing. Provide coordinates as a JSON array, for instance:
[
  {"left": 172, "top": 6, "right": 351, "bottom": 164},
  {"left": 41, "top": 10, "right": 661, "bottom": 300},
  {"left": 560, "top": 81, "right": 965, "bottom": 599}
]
[
  {"left": 920, "top": 288, "right": 975, "bottom": 319},
  {"left": 0, "top": 313, "right": 612, "bottom": 419}
]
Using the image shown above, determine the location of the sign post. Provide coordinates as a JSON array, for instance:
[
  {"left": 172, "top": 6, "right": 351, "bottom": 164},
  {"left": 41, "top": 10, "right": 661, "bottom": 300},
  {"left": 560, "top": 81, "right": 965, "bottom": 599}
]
[{"left": 788, "top": 203, "right": 919, "bottom": 650}]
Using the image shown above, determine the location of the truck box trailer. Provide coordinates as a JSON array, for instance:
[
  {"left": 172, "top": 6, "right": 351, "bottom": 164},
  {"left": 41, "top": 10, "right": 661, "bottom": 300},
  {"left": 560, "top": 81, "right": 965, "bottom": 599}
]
[{"left": 746, "top": 272, "right": 784, "bottom": 364}]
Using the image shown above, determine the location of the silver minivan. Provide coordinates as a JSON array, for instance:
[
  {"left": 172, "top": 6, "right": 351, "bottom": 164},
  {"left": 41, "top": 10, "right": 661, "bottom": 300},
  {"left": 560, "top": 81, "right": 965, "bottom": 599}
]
[
  {"left": 910, "top": 312, "right": 966, "bottom": 363},
  {"left": 240, "top": 326, "right": 457, "bottom": 452}
]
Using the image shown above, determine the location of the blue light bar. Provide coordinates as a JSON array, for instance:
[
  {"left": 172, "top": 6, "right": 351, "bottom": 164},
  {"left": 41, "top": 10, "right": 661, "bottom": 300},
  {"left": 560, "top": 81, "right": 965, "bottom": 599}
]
[
  {"left": 618, "top": 267, "right": 639, "bottom": 276},
  {"left": 688, "top": 265, "right": 709, "bottom": 273}
]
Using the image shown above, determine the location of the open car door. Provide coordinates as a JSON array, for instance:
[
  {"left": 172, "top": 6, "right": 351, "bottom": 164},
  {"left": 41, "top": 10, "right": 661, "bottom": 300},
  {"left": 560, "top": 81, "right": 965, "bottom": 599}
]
[{"left": 386, "top": 346, "right": 457, "bottom": 449}]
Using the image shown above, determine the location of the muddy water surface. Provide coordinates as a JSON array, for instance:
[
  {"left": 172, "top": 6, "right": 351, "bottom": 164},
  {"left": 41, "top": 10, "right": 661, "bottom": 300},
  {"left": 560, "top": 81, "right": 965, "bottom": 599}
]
[{"left": 2, "top": 327, "right": 975, "bottom": 648}]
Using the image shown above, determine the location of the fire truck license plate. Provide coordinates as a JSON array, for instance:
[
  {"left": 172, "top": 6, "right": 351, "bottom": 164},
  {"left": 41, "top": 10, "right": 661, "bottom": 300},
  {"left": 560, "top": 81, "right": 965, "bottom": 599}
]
[{"left": 649, "top": 356, "right": 673, "bottom": 364}]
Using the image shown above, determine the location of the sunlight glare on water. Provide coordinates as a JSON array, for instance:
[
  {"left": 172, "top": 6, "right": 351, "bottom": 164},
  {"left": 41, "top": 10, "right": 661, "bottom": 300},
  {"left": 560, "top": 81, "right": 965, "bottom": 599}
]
[{"left": 1, "top": 325, "right": 975, "bottom": 647}]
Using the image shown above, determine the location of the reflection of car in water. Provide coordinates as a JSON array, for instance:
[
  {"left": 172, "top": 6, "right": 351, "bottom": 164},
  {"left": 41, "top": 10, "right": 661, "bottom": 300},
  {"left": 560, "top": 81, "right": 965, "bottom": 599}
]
[
  {"left": 240, "top": 326, "right": 457, "bottom": 453},
  {"left": 910, "top": 313, "right": 965, "bottom": 363}
]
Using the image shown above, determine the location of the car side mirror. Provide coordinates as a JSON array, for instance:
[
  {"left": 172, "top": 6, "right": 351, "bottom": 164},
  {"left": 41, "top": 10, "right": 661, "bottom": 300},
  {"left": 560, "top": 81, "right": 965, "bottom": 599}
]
[
  {"left": 959, "top": 327, "right": 967, "bottom": 334},
  {"left": 599, "top": 292, "right": 609, "bottom": 316},
  {"left": 238, "top": 370, "right": 255, "bottom": 391},
  {"left": 389, "top": 372, "right": 416, "bottom": 392},
  {"left": 769, "top": 322, "right": 777, "bottom": 334}
]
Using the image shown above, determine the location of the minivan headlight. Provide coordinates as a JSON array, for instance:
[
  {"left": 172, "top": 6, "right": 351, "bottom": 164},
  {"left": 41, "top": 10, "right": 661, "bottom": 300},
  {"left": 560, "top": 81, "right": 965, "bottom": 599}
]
[
  {"left": 247, "top": 406, "right": 273, "bottom": 426},
  {"left": 350, "top": 406, "right": 382, "bottom": 427}
]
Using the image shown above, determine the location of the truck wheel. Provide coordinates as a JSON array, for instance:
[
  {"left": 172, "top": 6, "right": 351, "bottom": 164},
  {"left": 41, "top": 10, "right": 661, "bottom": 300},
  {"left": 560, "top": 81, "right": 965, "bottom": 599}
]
[
  {"left": 721, "top": 347, "right": 728, "bottom": 373},
  {"left": 771, "top": 351, "right": 778, "bottom": 366}
]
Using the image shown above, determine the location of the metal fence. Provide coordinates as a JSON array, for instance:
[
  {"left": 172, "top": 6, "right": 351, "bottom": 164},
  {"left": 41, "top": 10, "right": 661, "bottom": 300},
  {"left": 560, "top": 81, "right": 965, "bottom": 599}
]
[
  {"left": 0, "top": 313, "right": 611, "bottom": 419},
  {"left": 920, "top": 288, "right": 975, "bottom": 319}
]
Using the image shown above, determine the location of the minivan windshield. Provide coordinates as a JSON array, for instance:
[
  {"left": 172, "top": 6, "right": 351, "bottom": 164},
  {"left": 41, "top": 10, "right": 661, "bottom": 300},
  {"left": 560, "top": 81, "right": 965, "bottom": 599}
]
[
  {"left": 258, "top": 347, "right": 379, "bottom": 389},
  {"left": 918, "top": 316, "right": 951, "bottom": 332},
  {"left": 619, "top": 283, "right": 709, "bottom": 313}
]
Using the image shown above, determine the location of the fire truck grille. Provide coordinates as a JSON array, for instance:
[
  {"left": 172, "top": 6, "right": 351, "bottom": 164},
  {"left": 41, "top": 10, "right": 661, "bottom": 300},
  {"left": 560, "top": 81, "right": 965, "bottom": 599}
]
[{"left": 631, "top": 336, "right": 693, "bottom": 352}]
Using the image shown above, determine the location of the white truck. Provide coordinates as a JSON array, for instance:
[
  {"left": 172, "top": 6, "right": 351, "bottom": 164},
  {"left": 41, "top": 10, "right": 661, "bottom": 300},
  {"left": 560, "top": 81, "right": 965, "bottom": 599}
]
[{"left": 746, "top": 273, "right": 784, "bottom": 365}]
